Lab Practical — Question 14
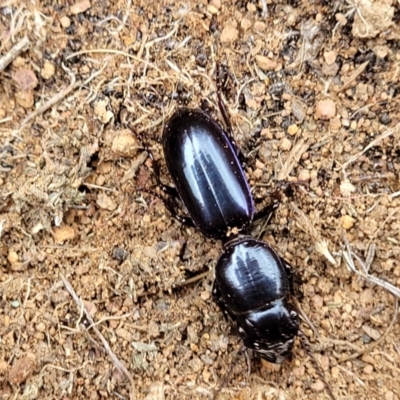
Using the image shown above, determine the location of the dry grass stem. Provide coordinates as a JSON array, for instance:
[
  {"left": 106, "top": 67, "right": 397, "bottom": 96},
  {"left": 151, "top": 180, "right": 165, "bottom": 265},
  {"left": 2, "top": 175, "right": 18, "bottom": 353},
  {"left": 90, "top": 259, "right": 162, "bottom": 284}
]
[
  {"left": 60, "top": 274, "right": 136, "bottom": 400},
  {"left": 342, "top": 123, "right": 399, "bottom": 172},
  {"left": 339, "top": 61, "right": 369, "bottom": 91},
  {"left": 277, "top": 139, "right": 309, "bottom": 180},
  {"left": 0, "top": 35, "right": 29, "bottom": 72},
  {"left": 341, "top": 236, "right": 400, "bottom": 298},
  {"left": 290, "top": 203, "right": 336, "bottom": 265}
]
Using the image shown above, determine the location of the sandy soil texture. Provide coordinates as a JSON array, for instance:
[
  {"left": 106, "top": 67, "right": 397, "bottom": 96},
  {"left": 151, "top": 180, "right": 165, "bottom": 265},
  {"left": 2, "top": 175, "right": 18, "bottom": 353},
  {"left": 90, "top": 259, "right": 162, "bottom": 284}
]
[{"left": 1, "top": 1, "right": 400, "bottom": 399}]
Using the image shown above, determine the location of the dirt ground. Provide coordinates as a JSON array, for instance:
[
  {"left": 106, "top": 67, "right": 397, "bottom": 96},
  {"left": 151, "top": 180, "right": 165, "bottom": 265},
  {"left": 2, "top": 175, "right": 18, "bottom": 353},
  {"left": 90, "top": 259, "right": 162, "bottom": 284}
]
[{"left": 1, "top": 0, "right": 400, "bottom": 399}]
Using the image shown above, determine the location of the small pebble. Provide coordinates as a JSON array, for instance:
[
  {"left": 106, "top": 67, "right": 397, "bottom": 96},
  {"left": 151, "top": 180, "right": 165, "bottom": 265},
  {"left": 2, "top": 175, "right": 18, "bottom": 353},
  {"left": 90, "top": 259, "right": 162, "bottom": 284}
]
[
  {"left": 53, "top": 225, "right": 76, "bottom": 243},
  {"left": 331, "top": 366, "right": 339, "bottom": 379},
  {"left": 220, "top": 25, "right": 238, "bottom": 43},
  {"left": 324, "top": 50, "right": 337, "bottom": 65},
  {"left": 13, "top": 69, "right": 38, "bottom": 91},
  {"left": 335, "top": 13, "right": 347, "bottom": 26},
  {"left": 36, "top": 322, "right": 46, "bottom": 332},
  {"left": 362, "top": 333, "right": 372, "bottom": 344},
  {"left": 253, "top": 168, "right": 263, "bottom": 179},
  {"left": 247, "top": 3, "right": 256, "bottom": 12},
  {"left": 254, "top": 21, "right": 266, "bottom": 32},
  {"left": 298, "top": 169, "right": 310, "bottom": 181},
  {"left": 340, "top": 180, "right": 356, "bottom": 197},
  {"left": 311, "top": 379, "right": 325, "bottom": 392},
  {"left": 315, "top": 99, "right": 336, "bottom": 120},
  {"left": 280, "top": 138, "right": 292, "bottom": 151},
  {"left": 111, "top": 129, "right": 139, "bottom": 157},
  {"left": 0, "top": 360, "right": 8, "bottom": 372},
  {"left": 241, "top": 18, "right": 252, "bottom": 31},
  {"left": 15, "top": 91, "right": 34, "bottom": 108},
  {"left": 116, "top": 328, "right": 133, "bottom": 342},
  {"left": 362, "top": 325, "right": 381, "bottom": 341},
  {"left": 385, "top": 391, "right": 396, "bottom": 400},
  {"left": 363, "top": 364, "right": 374, "bottom": 374},
  {"left": 93, "top": 98, "right": 114, "bottom": 124},
  {"left": 70, "top": 0, "right": 91, "bottom": 15},
  {"left": 210, "top": 0, "right": 221, "bottom": 8},
  {"left": 112, "top": 247, "right": 129, "bottom": 261},
  {"left": 200, "top": 291, "right": 210, "bottom": 301},
  {"left": 287, "top": 124, "right": 299, "bottom": 135},
  {"left": 341, "top": 215, "right": 355, "bottom": 230},
  {"left": 7, "top": 250, "right": 19, "bottom": 264},
  {"left": 60, "top": 16, "right": 71, "bottom": 28},
  {"left": 8, "top": 353, "right": 36, "bottom": 384},
  {"left": 208, "top": 5, "right": 218, "bottom": 14},
  {"left": 41, "top": 61, "right": 55, "bottom": 80}
]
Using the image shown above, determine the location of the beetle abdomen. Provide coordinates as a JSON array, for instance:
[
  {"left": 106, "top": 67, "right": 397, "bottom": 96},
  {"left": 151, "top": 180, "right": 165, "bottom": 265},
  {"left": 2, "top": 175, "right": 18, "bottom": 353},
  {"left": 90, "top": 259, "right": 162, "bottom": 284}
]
[{"left": 163, "top": 109, "right": 254, "bottom": 238}]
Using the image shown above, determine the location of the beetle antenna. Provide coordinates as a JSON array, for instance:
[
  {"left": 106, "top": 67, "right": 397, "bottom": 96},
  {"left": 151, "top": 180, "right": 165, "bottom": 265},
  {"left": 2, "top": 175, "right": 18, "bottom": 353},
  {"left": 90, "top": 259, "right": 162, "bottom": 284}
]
[
  {"left": 298, "top": 330, "right": 336, "bottom": 400},
  {"left": 215, "top": 62, "right": 234, "bottom": 140}
]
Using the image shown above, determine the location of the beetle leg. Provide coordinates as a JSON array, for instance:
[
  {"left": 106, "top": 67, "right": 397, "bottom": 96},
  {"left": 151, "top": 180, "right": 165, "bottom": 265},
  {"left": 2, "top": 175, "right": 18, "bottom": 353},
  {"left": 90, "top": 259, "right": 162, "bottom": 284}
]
[
  {"left": 139, "top": 187, "right": 195, "bottom": 228},
  {"left": 280, "top": 257, "right": 303, "bottom": 298},
  {"left": 212, "top": 281, "right": 231, "bottom": 321},
  {"left": 216, "top": 63, "right": 234, "bottom": 140},
  {"left": 130, "top": 127, "right": 182, "bottom": 201},
  {"left": 215, "top": 63, "right": 247, "bottom": 159},
  {"left": 253, "top": 199, "right": 280, "bottom": 222},
  {"left": 281, "top": 258, "right": 296, "bottom": 296}
]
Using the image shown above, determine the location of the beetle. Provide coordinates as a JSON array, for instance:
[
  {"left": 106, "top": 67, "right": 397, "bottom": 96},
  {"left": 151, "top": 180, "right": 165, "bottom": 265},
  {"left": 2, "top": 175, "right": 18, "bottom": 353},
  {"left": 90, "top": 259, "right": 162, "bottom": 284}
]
[
  {"left": 136, "top": 67, "right": 335, "bottom": 400},
  {"left": 212, "top": 236, "right": 299, "bottom": 364}
]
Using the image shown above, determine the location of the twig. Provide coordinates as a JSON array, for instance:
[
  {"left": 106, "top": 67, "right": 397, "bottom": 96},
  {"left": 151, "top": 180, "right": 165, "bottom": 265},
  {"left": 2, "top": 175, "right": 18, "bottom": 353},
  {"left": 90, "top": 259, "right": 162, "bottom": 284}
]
[
  {"left": 339, "top": 61, "right": 369, "bottom": 91},
  {"left": 177, "top": 271, "right": 211, "bottom": 287},
  {"left": 336, "top": 364, "right": 365, "bottom": 387},
  {"left": 112, "top": 0, "right": 131, "bottom": 34},
  {"left": 342, "top": 123, "right": 398, "bottom": 173},
  {"left": 0, "top": 36, "right": 30, "bottom": 72},
  {"left": 318, "top": 337, "right": 363, "bottom": 353},
  {"left": 298, "top": 330, "right": 336, "bottom": 400},
  {"left": 0, "top": 219, "right": 5, "bottom": 240},
  {"left": 66, "top": 48, "right": 165, "bottom": 75},
  {"left": 18, "top": 64, "right": 78, "bottom": 130},
  {"left": 60, "top": 274, "right": 136, "bottom": 400}
]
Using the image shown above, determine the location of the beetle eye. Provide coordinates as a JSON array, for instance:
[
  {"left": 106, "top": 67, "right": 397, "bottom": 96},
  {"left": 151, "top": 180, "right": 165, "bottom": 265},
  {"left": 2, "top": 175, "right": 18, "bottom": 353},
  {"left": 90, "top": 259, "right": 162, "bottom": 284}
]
[{"left": 290, "top": 311, "right": 297, "bottom": 318}]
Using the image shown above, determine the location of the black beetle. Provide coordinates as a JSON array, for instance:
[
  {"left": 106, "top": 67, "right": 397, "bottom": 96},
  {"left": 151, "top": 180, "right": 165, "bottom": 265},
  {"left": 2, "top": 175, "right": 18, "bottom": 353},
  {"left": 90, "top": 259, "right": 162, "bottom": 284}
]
[
  {"left": 213, "top": 236, "right": 299, "bottom": 364},
  {"left": 137, "top": 68, "right": 335, "bottom": 400}
]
